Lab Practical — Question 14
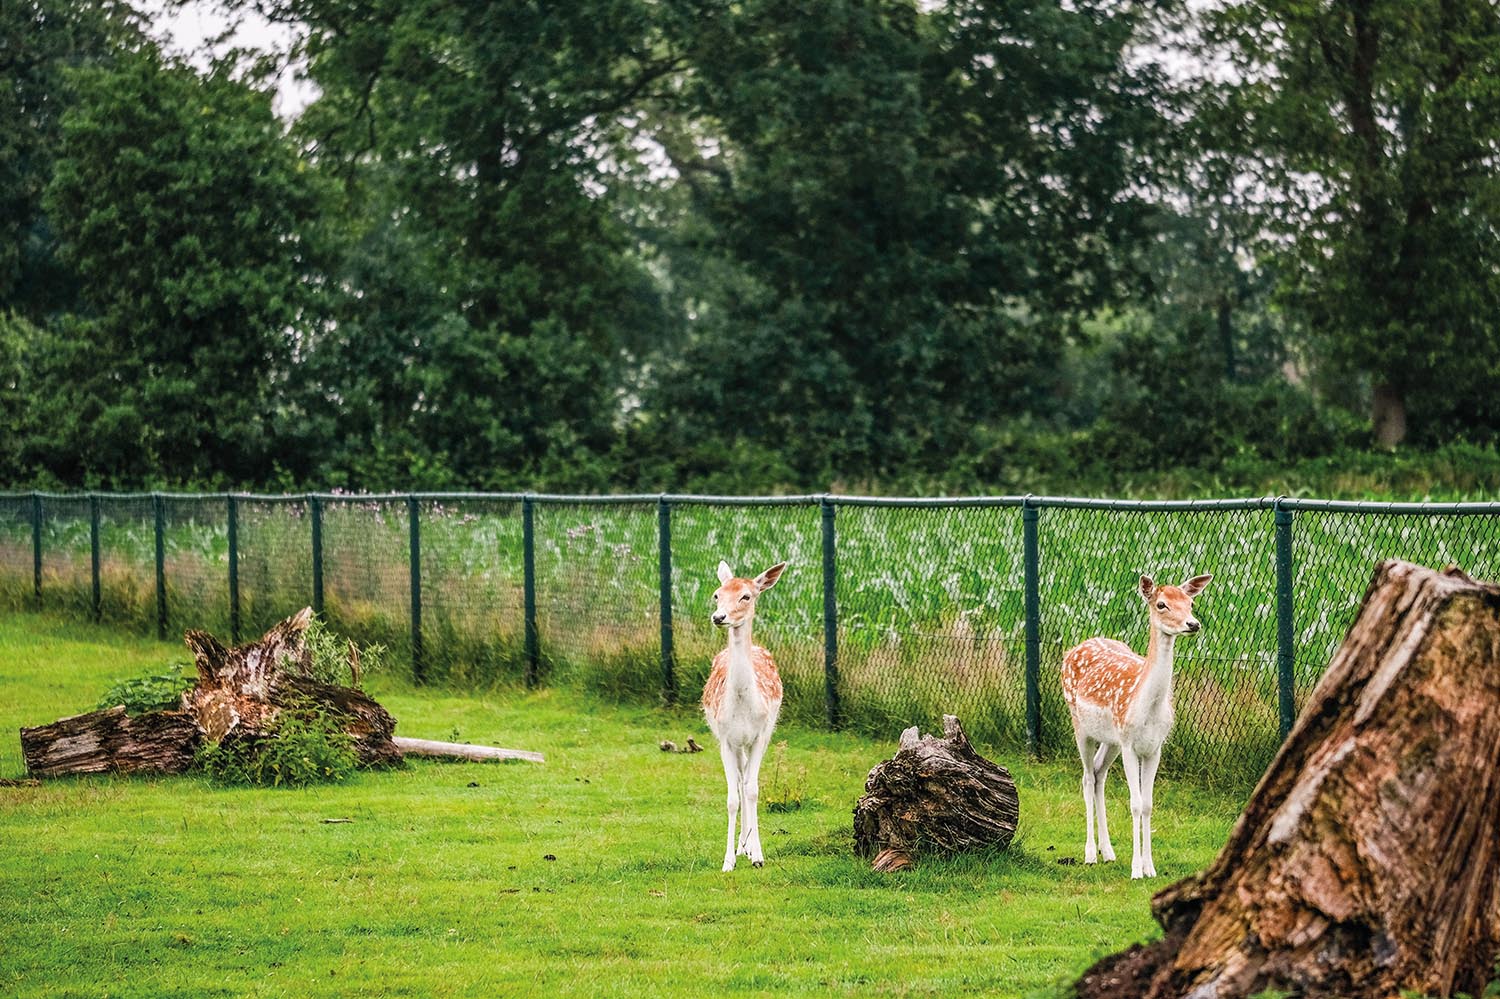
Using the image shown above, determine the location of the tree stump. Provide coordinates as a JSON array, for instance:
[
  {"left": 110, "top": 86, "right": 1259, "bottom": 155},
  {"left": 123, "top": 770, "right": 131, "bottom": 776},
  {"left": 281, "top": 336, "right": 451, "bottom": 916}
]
[
  {"left": 1077, "top": 560, "right": 1500, "bottom": 999},
  {"left": 21, "top": 609, "right": 403, "bottom": 776},
  {"left": 853, "top": 714, "right": 1019, "bottom": 871}
]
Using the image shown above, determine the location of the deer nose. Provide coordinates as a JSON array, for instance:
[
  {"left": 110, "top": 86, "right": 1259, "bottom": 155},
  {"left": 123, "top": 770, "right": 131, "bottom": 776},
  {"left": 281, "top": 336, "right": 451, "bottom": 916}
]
[
  {"left": 1185, "top": 620, "right": 1200, "bottom": 633},
  {"left": 711, "top": 612, "right": 727, "bottom": 626}
]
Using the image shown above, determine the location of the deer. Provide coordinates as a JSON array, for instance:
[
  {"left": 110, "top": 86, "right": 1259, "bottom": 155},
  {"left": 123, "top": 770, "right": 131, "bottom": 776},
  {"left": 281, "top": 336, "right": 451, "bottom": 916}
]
[
  {"left": 1061, "top": 572, "right": 1212, "bottom": 879},
  {"left": 701, "top": 559, "right": 787, "bottom": 872}
]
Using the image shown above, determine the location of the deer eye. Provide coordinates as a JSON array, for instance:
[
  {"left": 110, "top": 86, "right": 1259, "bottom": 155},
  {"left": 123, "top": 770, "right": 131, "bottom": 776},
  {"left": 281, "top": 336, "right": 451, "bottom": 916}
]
[
  {"left": 1156, "top": 601, "right": 1167, "bottom": 610},
  {"left": 740, "top": 594, "right": 751, "bottom": 602}
]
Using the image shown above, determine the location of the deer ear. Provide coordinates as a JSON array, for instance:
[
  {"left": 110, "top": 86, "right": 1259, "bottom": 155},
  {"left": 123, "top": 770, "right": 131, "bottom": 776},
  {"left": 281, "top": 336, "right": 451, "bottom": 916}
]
[
  {"left": 1180, "top": 573, "right": 1213, "bottom": 598},
  {"left": 754, "top": 562, "right": 787, "bottom": 592},
  {"left": 1138, "top": 575, "right": 1156, "bottom": 602},
  {"left": 717, "top": 561, "right": 734, "bottom": 584}
]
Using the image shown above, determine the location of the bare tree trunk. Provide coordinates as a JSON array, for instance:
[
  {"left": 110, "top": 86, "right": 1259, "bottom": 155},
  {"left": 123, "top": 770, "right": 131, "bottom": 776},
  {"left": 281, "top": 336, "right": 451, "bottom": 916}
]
[
  {"left": 1077, "top": 560, "right": 1500, "bottom": 999},
  {"left": 853, "top": 714, "right": 1019, "bottom": 871},
  {"left": 1373, "top": 380, "right": 1407, "bottom": 448}
]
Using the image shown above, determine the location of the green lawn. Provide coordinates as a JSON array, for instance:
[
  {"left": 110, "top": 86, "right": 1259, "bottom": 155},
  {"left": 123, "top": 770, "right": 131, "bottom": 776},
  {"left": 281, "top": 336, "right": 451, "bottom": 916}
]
[{"left": 0, "top": 611, "right": 1248, "bottom": 998}]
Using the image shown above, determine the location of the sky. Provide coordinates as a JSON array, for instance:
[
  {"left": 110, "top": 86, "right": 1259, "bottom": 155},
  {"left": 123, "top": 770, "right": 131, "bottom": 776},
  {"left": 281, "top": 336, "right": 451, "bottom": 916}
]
[{"left": 141, "top": 0, "right": 318, "bottom": 118}]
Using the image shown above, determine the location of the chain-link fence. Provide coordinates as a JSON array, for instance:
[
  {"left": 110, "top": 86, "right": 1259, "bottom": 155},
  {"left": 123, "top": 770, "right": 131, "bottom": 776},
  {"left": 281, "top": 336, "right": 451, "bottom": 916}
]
[{"left": 4, "top": 491, "right": 1498, "bottom": 782}]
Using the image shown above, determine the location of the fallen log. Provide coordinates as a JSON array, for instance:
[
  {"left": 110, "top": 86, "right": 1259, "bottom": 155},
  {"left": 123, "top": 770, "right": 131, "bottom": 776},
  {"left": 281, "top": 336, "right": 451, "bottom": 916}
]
[
  {"left": 852, "top": 714, "right": 1019, "bottom": 871},
  {"left": 21, "top": 609, "right": 402, "bottom": 776},
  {"left": 1076, "top": 560, "right": 1500, "bottom": 999},
  {"left": 392, "top": 736, "right": 544, "bottom": 763},
  {"left": 20, "top": 706, "right": 199, "bottom": 777}
]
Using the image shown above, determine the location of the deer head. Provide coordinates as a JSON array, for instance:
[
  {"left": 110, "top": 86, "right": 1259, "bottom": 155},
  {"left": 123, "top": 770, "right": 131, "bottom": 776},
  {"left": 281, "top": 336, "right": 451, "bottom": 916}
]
[
  {"left": 1139, "top": 573, "right": 1213, "bottom": 636},
  {"left": 711, "top": 561, "right": 787, "bottom": 629}
]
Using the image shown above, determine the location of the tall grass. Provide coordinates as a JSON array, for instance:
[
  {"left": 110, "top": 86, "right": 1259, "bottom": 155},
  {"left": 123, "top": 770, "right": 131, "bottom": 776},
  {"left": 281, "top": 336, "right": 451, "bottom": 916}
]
[{"left": 5, "top": 493, "right": 1499, "bottom": 786}]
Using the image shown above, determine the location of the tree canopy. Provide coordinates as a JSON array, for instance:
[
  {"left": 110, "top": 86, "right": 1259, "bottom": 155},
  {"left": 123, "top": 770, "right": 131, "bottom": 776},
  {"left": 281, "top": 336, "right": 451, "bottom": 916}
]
[{"left": 3, "top": 0, "right": 1498, "bottom": 493}]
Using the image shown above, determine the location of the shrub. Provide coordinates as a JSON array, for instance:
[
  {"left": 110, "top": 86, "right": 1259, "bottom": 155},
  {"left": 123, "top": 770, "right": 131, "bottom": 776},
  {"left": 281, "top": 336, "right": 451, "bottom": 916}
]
[
  {"left": 195, "top": 699, "right": 358, "bottom": 787},
  {"left": 285, "top": 615, "right": 388, "bottom": 688},
  {"left": 96, "top": 663, "right": 194, "bottom": 715}
]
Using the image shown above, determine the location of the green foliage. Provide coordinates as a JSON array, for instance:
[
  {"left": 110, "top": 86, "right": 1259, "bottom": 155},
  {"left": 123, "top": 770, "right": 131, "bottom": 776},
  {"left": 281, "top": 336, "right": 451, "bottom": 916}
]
[
  {"left": 291, "top": 616, "right": 388, "bottom": 688},
  {"left": 195, "top": 699, "right": 359, "bottom": 787},
  {"left": 5, "top": 1, "right": 1500, "bottom": 492},
  {"left": 40, "top": 47, "right": 323, "bottom": 486},
  {"left": 95, "top": 662, "right": 193, "bottom": 715},
  {"left": 1192, "top": 0, "right": 1500, "bottom": 444}
]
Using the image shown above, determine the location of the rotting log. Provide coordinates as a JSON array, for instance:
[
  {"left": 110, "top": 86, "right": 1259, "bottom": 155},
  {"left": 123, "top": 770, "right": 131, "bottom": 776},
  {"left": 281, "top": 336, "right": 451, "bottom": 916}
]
[
  {"left": 20, "top": 706, "right": 200, "bottom": 777},
  {"left": 21, "top": 608, "right": 403, "bottom": 776},
  {"left": 182, "top": 608, "right": 402, "bottom": 768},
  {"left": 1076, "top": 560, "right": 1500, "bottom": 999},
  {"left": 852, "top": 714, "right": 1019, "bottom": 871}
]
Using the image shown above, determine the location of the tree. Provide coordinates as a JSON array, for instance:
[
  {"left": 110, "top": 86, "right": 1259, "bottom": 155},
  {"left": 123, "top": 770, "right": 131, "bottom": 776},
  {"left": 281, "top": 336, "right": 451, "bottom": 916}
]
[
  {"left": 1193, "top": 0, "right": 1500, "bottom": 446},
  {"left": 0, "top": 0, "right": 134, "bottom": 320},
  {"left": 42, "top": 48, "right": 321, "bottom": 484},
  {"left": 255, "top": 0, "right": 682, "bottom": 488},
  {"left": 645, "top": 0, "right": 1170, "bottom": 484}
]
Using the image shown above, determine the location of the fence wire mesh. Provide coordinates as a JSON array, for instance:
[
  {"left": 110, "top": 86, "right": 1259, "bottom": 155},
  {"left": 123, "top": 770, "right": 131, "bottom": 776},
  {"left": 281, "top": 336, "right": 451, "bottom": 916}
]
[
  {"left": 531, "top": 500, "right": 661, "bottom": 700},
  {"left": 1037, "top": 506, "right": 1279, "bottom": 781},
  {"left": 837, "top": 503, "right": 1027, "bottom": 746},
  {"left": 418, "top": 495, "right": 525, "bottom": 687},
  {"left": 8, "top": 491, "right": 1500, "bottom": 784},
  {"left": 669, "top": 501, "right": 825, "bottom": 727},
  {"left": 1290, "top": 508, "right": 1500, "bottom": 706},
  {"left": 317, "top": 495, "right": 413, "bottom": 664}
]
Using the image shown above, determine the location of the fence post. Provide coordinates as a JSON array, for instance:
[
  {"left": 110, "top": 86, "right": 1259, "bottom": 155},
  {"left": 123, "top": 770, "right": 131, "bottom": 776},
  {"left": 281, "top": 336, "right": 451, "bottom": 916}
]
[
  {"left": 522, "top": 494, "right": 539, "bottom": 687},
  {"left": 309, "top": 494, "right": 324, "bottom": 617},
  {"left": 153, "top": 492, "right": 167, "bottom": 640},
  {"left": 407, "top": 495, "right": 424, "bottom": 683},
  {"left": 822, "top": 496, "right": 840, "bottom": 730},
  {"left": 1275, "top": 500, "right": 1296, "bottom": 740},
  {"left": 658, "top": 496, "right": 676, "bottom": 705},
  {"left": 30, "top": 491, "right": 41, "bottom": 607},
  {"left": 227, "top": 494, "right": 240, "bottom": 644},
  {"left": 89, "top": 493, "right": 101, "bottom": 622},
  {"left": 1023, "top": 499, "right": 1042, "bottom": 757}
]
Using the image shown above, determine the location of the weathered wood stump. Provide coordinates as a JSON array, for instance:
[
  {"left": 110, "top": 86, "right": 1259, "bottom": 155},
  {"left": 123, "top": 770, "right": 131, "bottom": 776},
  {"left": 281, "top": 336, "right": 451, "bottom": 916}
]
[
  {"left": 853, "top": 714, "right": 1019, "bottom": 871},
  {"left": 1076, "top": 560, "right": 1500, "bottom": 999},
  {"left": 21, "top": 609, "right": 403, "bottom": 776}
]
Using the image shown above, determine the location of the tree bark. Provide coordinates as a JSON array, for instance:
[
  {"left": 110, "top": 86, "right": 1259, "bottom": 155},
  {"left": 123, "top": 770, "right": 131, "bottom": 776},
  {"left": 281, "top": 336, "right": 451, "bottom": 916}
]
[
  {"left": 20, "top": 706, "right": 200, "bottom": 777},
  {"left": 852, "top": 714, "right": 1019, "bottom": 871},
  {"left": 1077, "top": 560, "right": 1500, "bottom": 999},
  {"left": 21, "top": 608, "right": 404, "bottom": 776},
  {"left": 1373, "top": 380, "right": 1407, "bottom": 448}
]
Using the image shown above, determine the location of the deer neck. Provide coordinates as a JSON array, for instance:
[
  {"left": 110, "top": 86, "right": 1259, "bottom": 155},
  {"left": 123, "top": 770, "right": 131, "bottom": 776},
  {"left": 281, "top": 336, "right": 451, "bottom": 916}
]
[
  {"left": 725, "top": 618, "right": 758, "bottom": 689},
  {"left": 1140, "top": 627, "right": 1177, "bottom": 706}
]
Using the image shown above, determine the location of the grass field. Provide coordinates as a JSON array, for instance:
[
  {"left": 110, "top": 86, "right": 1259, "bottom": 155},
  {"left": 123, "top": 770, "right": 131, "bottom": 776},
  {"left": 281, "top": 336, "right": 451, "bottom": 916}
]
[{"left": 0, "top": 611, "right": 1250, "bottom": 998}]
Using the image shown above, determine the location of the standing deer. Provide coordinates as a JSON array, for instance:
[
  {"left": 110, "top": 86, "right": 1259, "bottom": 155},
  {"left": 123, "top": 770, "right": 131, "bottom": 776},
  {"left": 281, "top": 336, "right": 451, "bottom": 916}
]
[
  {"left": 1061, "top": 572, "right": 1212, "bottom": 878},
  {"left": 702, "top": 560, "right": 786, "bottom": 871}
]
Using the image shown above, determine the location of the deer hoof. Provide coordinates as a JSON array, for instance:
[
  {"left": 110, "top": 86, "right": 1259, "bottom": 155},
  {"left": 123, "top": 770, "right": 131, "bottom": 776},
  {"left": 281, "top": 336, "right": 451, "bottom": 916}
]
[{"left": 752, "top": 860, "right": 763, "bottom": 868}]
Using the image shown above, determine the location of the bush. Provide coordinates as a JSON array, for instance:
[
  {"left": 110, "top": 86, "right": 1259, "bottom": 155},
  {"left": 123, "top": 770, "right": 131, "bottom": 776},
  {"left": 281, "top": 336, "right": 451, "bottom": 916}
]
[
  {"left": 195, "top": 699, "right": 359, "bottom": 787},
  {"left": 96, "top": 663, "right": 193, "bottom": 715},
  {"left": 284, "top": 615, "right": 388, "bottom": 688}
]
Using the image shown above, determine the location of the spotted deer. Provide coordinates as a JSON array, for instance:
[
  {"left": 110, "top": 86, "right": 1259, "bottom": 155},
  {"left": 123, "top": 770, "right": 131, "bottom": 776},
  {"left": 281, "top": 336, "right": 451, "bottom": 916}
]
[
  {"left": 1061, "top": 572, "right": 1212, "bottom": 878},
  {"left": 702, "top": 560, "right": 786, "bottom": 871}
]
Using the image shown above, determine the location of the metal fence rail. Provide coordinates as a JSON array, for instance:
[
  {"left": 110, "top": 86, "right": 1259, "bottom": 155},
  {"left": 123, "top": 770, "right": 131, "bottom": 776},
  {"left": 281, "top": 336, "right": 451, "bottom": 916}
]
[{"left": 5, "top": 490, "right": 1499, "bottom": 783}]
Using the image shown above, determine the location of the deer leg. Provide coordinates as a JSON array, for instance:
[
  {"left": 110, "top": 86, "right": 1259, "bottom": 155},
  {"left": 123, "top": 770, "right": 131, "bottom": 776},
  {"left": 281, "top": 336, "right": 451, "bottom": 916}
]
[
  {"left": 720, "top": 742, "right": 742, "bottom": 872},
  {"left": 1092, "top": 742, "right": 1121, "bottom": 863},
  {"left": 1139, "top": 750, "right": 1162, "bottom": 878},
  {"left": 1076, "top": 732, "right": 1099, "bottom": 864},
  {"left": 1119, "top": 744, "right": 1146, "bottom": 879},
  {"left": 738, "top": 728, "right": 774, "bottom": 867}
]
